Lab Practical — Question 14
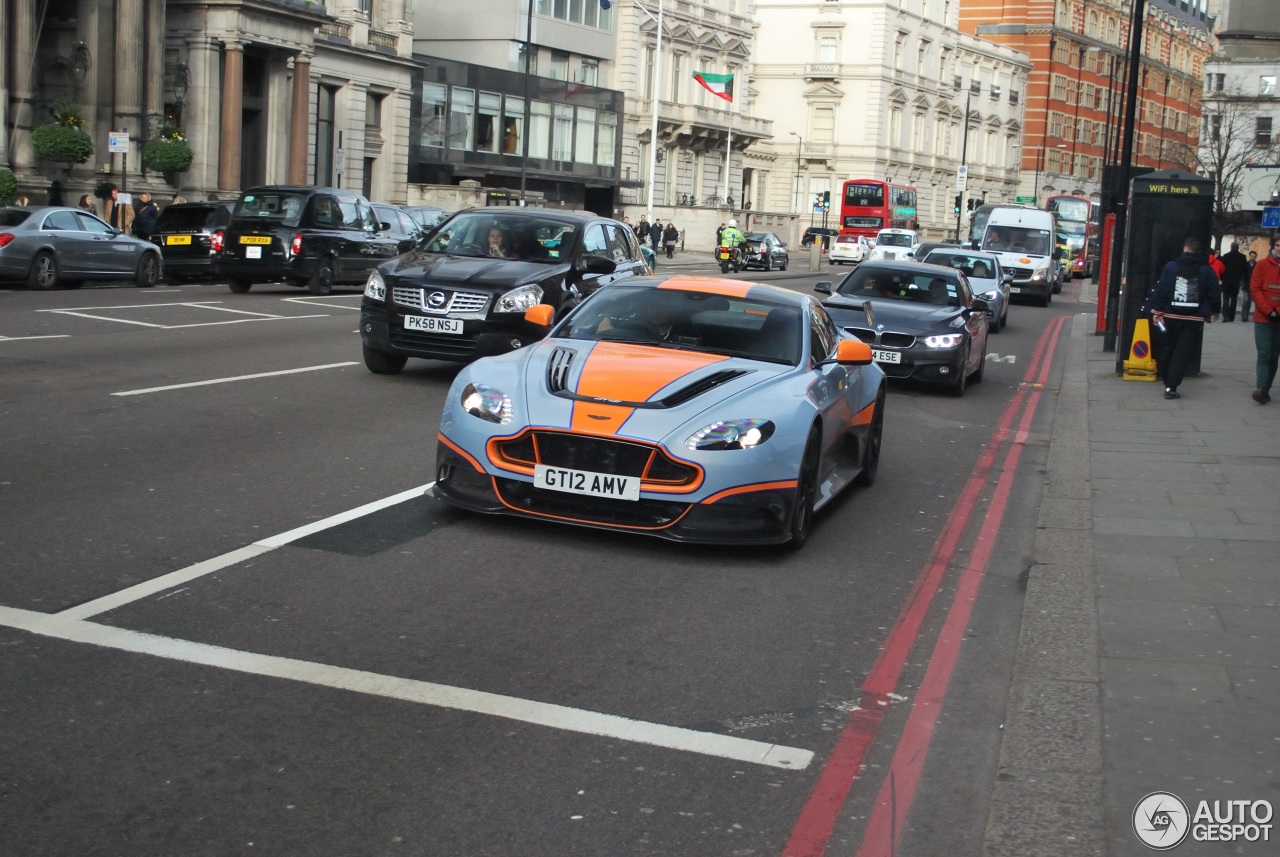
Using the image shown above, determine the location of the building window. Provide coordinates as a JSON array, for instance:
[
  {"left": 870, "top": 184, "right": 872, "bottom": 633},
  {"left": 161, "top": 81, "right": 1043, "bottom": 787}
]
[
  {"left": 530, "top": 101, "right": 551, "bottom": 158},
  {"left": 356, "top": 0, "right": 370, "bottom": 13},
  {"left": 575, "top": 107, "right": 595, "bottom": 164},
  {"left": 476, "top": 92, "right": 501, "bottom": 153},
  {"left": 889, "top": 106, "right": 902, "bottom": 148},
  {"left": 1209, "top": 113, "right": 1221, "bottom": 143},
  {"left": 421, "top": 83, "right": 446, "bottom": 148},
  {"left": 365, "top": 92, "right": 383, "bottom": 131},
  {"left": 917, "top": 41, "right": 928, "bottom": 75},
  {"left": 1256, "top": 116, "right": 1273, "bottom": 148},
  {"left": 596, "top": 111, "right": 616, "bottom": 166},
  {"left": 549, "top": 51, "right": 569, "bottom": 81},
  {"left": 1261, "top": 75, "right": 1277, "bottom": 97},
  {"left": 819, "top": 35, "right": 837, "bottom": 63},
  {"left": 583, "top": 0, "right": 598, "bottom": 27},
  {"left": 568, "top": 0, "right": 583, "bottom": 24},
  {"left": 449, "top": 87, "right": 474, "bottom": 150},
  {"left": 315, "top": 84, "right": 338, "bottom": 186},
  {"left": 553, "top": 103, "right": 573, "bottom": 160},
  {"left": 644, "top": 47, "right": 655, "bottom": 99},
  {"left": 696, "top": 59, "right": 711, "bottom": 106},
  {"left": 671, "top": 53, "right": 683, "bottom": 101},
  {"left": 893, "top": 33, "right": 906, "bottom": 72},
  {"left": 503, "top": 96, "right": 524, "bottom": 155},
  {"left": 813, "top": 106, "right": 834, "bottom": 143},
  {"left": 580, "top": 58, "right": 598, "bottom": 86}
]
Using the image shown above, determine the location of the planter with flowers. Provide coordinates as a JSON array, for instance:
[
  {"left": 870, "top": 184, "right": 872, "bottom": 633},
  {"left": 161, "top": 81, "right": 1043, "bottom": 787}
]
[
  {"left": 31, "top": 103, "right": 94, "bottom": 168},
  {"left": 142, "top": 126, "right": 194, "bottom": 185}
]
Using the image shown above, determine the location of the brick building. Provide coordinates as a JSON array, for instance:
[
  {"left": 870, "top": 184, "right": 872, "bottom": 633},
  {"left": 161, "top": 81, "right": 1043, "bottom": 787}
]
[{"left": 960, "top": 0, "right": 1214, "bottom": 207}]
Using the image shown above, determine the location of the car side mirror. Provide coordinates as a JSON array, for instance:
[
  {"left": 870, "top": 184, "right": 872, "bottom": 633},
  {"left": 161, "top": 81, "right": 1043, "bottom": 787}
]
[
  {"left": 971, "top": 298, "right": 990, "bottom": 313},
  {"left": 379, "top": 221, "right": 392, "bottom": 232},
  {"left": 1053, "top": 248, "right": 1064, "bottom": 260},
  {"left": 821, "top": 339, "right": 873, "bottom": 367},
  {"left": 814, "top": 281, "right": 832, "bottom": 295},
  {"left": 1002, "top": 272, "right": 1014, "bottom": 283},
  {"left": 524, "top": 304, "right": 555, "bottom": 327},
  {"left": 581, "top": 254, "right": 617, "bottom": 275}
]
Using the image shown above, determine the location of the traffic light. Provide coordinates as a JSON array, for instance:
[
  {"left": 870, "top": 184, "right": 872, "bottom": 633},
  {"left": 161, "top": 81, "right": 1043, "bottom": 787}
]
[
  {"left": 967, "top": 198, "right": 979, "bottom": 212},
  {"left": 822, "top": 190, "right": 831, "bottom": 210},
  {"left": 953, "top": 194, "right": 962, "bottom": 214}
]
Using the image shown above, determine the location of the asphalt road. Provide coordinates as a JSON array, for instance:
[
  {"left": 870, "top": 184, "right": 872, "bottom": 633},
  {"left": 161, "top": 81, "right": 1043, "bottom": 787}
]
[{"left": 0, "top": 263, "right": 1086, "bottom": 856}]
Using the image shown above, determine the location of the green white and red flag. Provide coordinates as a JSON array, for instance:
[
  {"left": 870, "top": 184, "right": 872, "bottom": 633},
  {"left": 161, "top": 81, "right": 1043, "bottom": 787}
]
[{"left": 692, "top": 72, "right": 734, "bottom": 102}]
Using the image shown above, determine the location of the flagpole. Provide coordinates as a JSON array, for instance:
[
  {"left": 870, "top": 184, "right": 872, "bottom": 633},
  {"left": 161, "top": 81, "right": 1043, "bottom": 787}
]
[
  {"left": 724, "top": 114, "right": 732, "bottom": 205},
  {"left": 645, "top": 0, "right": 663, "bottom": 220}
]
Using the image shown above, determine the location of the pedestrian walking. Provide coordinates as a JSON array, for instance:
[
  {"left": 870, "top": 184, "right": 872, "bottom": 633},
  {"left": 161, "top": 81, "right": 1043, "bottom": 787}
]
[
  {"left": 1242, "top": 250, "right": 1258, "bottom": 319},
  {"left": 636, "top": 216, "right": 650, "bottom": 241},
  {"left": 1143, "top": 235, "right": 1222, "bottom": 400},
  {"left": 1247, "top": 238, "right": 1280, "bottom": 404},
  {"left": 649, "top": 219, "right": 663, "bottom": 255},
  {"left": 663, "top": 222, "right": 679, "bottom": 259},
  {"left": 1219, "top": 241, "right": 1250, "bottom": 322},
  {"left": 133, "top": 192, "right": 159, "bottom": 241},
  {"left": 1208, "top": 248, "right": 1226, "bottom": 280},
  {"left": 105, "top": 187, "right": 134, "bottom": 234},
  {"left": 77, "top": 194, "right": 96, "bottom": 214}
]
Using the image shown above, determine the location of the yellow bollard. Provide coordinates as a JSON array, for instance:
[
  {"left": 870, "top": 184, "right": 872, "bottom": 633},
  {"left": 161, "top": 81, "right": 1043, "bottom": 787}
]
[{"left": 1122, "top": 318, "right": 1159, "bottom": 381}]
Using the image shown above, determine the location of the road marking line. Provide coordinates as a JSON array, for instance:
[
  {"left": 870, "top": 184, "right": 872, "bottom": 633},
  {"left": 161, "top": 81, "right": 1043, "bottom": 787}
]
[
  {"left": 283, "top": 296, "right": 363, "bottom": 311},
  {"left": 60, "top": 483, "right": 435, "bottom": 620},
  {"left": 0, "top": 334, "right": 71, "bottom": 341},
  {"left": 153, "top": 315, "right": 329, "bottom": 330},
  {"left": 111, "top": 362, "right": 359, "bottom": 396},
  {"left": 41, "top": 311, "right": 167, "bottom": 327},
  {"left": 184, "top": 303, "right": 290, "bottom": 318},
  {"left": 0, "top": 605, "right": 812, "bottom": 770}
]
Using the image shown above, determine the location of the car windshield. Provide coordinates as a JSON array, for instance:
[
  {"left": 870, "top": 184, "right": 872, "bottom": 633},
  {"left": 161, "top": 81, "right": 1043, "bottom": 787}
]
[
  {"left": 232, "top": 192, "right": 304, "bottom": 225},
  {"left": 983, "top": 227, "right": 1052, "bottom": 255},
  {"left": 404, "top": 207, "right": 449, "bottom": 229},
  {"left": 557, "top": 286, "right": 803, "bottom": 365},
  {"left": 923, "top": 252, "right": 998, "bottom": 280},
  {"left": 0, "top": 210, "right": 32, "bottom": 227},
  {"left": 155, "top": 207, "right": 218, "bottom": 231},
  {"left": 745, "top": 233, "right": 769, "bottom": 242},
  {"left": 422, "top": 212, "right": 578, "bottom": 263},
  {"left": 877, "top": 233, "right": 914, "bottom": 247},
  {"left": 837, "top": 269, "right": 963, "bottom": 307}
]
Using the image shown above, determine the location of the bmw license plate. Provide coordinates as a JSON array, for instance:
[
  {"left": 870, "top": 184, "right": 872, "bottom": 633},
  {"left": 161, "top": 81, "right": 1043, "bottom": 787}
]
[
  {"left": 404, "top": 315, "right": 462, "bottom": 334},
  {"left": 534, "top": 464, "right": 640, "bottom": 501},
  {"left": 872, "top": 349, "right": 902, "bottom": 364}
]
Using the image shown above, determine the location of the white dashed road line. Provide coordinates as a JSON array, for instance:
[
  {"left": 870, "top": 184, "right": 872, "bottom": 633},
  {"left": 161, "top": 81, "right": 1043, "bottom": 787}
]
[{"left": 111, "top": 361, "right": 359, "bottom": 396}]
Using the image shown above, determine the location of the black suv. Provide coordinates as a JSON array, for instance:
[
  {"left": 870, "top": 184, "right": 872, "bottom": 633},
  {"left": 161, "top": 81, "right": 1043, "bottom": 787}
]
[
  {"left": 360, "top": 208, "right": 648, "bottom": 372},
  {"left": 218, "top": 186, "right": 401, "bottom": 295},
  {"left": 801, "top": 227, "right": 839, "bottom": 248},
  {"left": 150, "top": 202, "right": 234, "bottom": 283}
]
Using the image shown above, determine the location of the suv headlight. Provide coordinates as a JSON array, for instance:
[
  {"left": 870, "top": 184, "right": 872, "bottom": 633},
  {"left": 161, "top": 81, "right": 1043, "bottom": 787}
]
[
  {"left": 460, "top": 383, "right": 512, "bottom": 424},
  {"left": 923, "top": 334, "right": 964, "bottom": 349},
  {"left": 364, "top": 270, "right": 386, "bottom": 300},
  {"left": 495, "top": 284, "right": 544, "bottom": 314},
  {"left": 685, "top": 419, "right": 775, "bottom": 451},
  {"left": 981, "top": 289, "right": 1000, "bottom": 301}
]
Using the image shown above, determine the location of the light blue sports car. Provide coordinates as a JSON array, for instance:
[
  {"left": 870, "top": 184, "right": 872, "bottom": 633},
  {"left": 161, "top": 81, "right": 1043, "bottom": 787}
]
[{"left": 433, "top": 276, "right": 887, "bottom": 547}]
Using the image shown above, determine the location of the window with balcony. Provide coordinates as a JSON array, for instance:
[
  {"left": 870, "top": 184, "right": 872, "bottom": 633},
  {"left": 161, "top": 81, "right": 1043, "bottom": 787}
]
[
  {"left": 671, "top": 53, "right": 683, "bottom": 101},
  {"left": 814, "top": 106, "right": 834, "bottom": 143},
  {"left": 819, "top": 35, "right": 837, "bottom": 64}
]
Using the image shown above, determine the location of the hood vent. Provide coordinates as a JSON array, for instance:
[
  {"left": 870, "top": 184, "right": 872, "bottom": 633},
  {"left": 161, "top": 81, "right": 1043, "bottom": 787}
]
[
  {"left": 546, "top": 347, "right": 577, "bottom": 393},
  {"left": 657, "top": 369, "right": 752, "bottom": 408}
]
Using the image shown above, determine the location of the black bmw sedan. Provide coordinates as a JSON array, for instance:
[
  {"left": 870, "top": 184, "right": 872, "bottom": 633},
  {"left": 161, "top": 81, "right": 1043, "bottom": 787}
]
[
  {"left": 359, "top": 208, "right": 649, "bottom": 373},
  {"left": 815, "top": 260, "right": 990, "bottom": 396}
]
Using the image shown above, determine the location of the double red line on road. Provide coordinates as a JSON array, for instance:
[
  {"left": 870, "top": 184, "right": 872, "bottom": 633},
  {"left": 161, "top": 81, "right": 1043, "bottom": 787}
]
[{"left": 782, "top": 313, "right": 1070, "bottom": 857}]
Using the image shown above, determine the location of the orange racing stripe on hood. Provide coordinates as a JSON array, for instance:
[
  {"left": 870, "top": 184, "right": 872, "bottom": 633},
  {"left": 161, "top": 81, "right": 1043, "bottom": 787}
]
[
  {"left": 570, "top": 342, "right": 728, "bottom": 435},
  {"left": 658, "top": 277, "right": 754, "bottom": 298}
]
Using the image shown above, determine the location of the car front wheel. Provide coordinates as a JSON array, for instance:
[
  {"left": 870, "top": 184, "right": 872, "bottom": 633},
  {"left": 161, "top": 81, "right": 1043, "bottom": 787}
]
[
  {"left": 135, "top": 254, "right": 159, "bottom": 288},
  {"left": 854, "top": 385, "right": 886, "bottom": 487},
  {"left": 363, "top": 344, "right": 408, "bottom": 375},
  {"left": 787, "top": 427, "right": 821, "bottom": 549},
  {"left": 947, "top": 347, "right": 970, "bottom": 397},
  {"left": 28, "top": 252, "right": 59, "bottom": 290}
]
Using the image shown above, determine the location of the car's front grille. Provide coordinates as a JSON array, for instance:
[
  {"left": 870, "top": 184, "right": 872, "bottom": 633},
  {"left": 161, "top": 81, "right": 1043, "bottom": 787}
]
[
  {"left": 842, "top": 327, "right": 914, "bottom": 348},
  {"left": 492, "top": 430, "right": 699, "bottom": 488},
  {"left": 845, "top": 327, "right": 875, "bottom": 342},
  {"left": 1008, "top": 267, "right": 1034, "bottom": 280},
  {"left": 392, "top": 287, "right": 489, "bottom": 315},
  {"left": 494, "top": 477, "right": 689, "bottom": 529},
  {"left": 389, "top": 329, "right": 479, "bottom": 357}
]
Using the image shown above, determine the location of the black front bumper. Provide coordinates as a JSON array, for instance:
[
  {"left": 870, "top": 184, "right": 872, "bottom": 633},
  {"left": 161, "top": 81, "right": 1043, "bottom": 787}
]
[
  {"left": 361, "top": 303, "right": 544, "bottom": 364},
  {"left": 433, "top": 443, "right": 796, "bottom": 544}
]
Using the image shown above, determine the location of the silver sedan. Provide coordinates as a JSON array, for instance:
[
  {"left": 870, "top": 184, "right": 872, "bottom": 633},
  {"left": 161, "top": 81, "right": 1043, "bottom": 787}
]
[{"left": 0, "top": 206, "right": 163, "bottom": 289}]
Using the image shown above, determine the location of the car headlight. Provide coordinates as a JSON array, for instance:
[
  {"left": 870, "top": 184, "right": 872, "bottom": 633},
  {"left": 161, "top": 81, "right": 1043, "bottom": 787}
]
[
  {"left": 364, "top": 269, "right": 386, "bottom": 300},
  {"left": 981, "top": 289, "right": 1000, "bottom": 301},
  {"left": 685, "top": 419, "right": 775, "bottom": 451},
  {"left": 495, "top": 284, "right": 544, "bottom": 314},
  {"left": 1030, "top": 268, "right": 1048, "bottom": 282},
  {"left": 460, "top": 383, "right": 513, "bottom": 424},
  {"left": 923, "top": 333, "right": 964, "bottom": 349}
]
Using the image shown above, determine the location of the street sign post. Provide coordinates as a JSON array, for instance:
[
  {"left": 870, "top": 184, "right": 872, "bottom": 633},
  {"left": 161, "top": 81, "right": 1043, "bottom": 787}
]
[
  {"left": 107, "top": 132, "right": 130, "bottom": 154},
  {"left": 956, "top": 165, "right": 968, "bottom": 191},
  {"left": 1015, "top": 195, "right": 1036, "bottom": 205},
  {"left": 1262, "top": 206, "right": 1280, "bottom": 230}
]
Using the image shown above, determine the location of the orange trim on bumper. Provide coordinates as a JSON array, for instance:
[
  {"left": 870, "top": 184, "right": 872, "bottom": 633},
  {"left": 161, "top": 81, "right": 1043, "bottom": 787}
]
[
  {"left": 438, "top": 433, "right": 485, "bottom": 472},
  {"left": 700, "top": 479, "right": 799, "bottom": 504},
  {"left": 485, "top": 428, "right": 706, "bottom": 494},
  {"left": 491, "top": 477, "right": 692, "bottom": 531}
]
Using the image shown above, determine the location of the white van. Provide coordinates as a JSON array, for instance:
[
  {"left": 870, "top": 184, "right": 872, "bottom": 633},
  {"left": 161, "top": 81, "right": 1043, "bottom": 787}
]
[{"left": 978, "top": 207, "right": 1060, "bottom": 306}]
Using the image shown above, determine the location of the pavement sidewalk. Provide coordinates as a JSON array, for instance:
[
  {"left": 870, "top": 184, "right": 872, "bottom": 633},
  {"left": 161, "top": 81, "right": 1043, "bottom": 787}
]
[{"left": 984, "top": 308, "right": 1279, "bottom": 856}]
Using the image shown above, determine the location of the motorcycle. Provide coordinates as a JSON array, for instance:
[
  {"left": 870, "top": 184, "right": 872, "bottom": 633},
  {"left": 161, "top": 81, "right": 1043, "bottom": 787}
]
[{"left": 717, "top": 244, "right": 741, "bottom": 274}]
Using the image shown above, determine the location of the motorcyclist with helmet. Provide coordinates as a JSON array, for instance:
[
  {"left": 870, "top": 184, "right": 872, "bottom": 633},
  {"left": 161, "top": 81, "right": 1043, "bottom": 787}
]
[{"left": 718, "top": 219, "right": 746, "bottom": 273}]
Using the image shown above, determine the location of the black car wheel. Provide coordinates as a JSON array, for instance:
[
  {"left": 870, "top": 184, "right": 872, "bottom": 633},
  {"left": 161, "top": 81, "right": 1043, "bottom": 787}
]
[
  {"left": 763, "top": 255, "right": 772, "bottom": 272},
  {"left": 228, "top": 278, "right": 253, "bottom": 294},
  {"left": 787, "top": 427, "right": 821, "bottom": 549},
  {"left": 363, "top": 344, "right": 408, "bottom": 375},
  {"left": 971, "top": 342, "right": 987, "bottom": 384},
  {"left": 779, "top": 256, "right": 788, "bottom": 271},
  {"left": 28, "top": 252, "right": 59, "bottom": 290},
  {"left": 990, "top": 308, "right": 1002, "bottom": 333},
  {"left": 309, "top": 259, "right": 335, "bottom": 296},
  {"left": 854, "top": 385, "right": 886, "bottom": 487},
  {"left": 947, "top": 346, "right": 969, "bottom": 397},
  {"left": 135, "top": 254, "right": 159, "bottom": 288}
]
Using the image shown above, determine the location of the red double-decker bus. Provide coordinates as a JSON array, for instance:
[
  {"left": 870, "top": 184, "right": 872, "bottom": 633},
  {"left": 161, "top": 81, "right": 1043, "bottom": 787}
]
[{"left": 838, "top": 179, "right": 919, "bottom": 239}]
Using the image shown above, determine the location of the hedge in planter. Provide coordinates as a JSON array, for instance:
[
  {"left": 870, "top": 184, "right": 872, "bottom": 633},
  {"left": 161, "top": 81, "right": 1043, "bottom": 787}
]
[
  {"left": 142, "top": 137, "right": 194, "bottom": 175},
  {"left": 0, "top": 169, "right": 17, "bottom": 206},
  {"left": 32, "top": 123, "right": 94, "bottom": 165}
]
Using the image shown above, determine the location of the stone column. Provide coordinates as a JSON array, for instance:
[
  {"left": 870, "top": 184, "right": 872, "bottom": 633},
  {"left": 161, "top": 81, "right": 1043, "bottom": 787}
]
[
  {"left": 8, "top": 0, "right": 38, "bottom": 173},
  {"left": 0, "top": 0, "right": 9, "bottom": 165},
  {"left": 184, "top": 36, "right": 217, "bottom": 196},
  {"left": 145, "top": 0, "right": 166, "bottom": 123},
  {"left": 115, "top": 0, "right": 145, "bottom": 186},
  {"left": 219, "top": 40, "right": 244, "bottom": 191},
  {"left": 287, "top": 52, "right": 311, "bottom": 185}
]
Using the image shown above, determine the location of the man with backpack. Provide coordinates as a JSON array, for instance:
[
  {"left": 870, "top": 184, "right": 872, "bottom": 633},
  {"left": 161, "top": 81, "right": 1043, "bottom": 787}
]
[{"left": 1144, "top": 236, "right": 1222, "bottom": 400}]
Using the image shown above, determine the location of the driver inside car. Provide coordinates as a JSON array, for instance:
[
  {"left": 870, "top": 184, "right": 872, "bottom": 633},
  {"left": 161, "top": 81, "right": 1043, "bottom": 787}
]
[{"left": 596, "top": 290, "right": 701, "bottom": 344}]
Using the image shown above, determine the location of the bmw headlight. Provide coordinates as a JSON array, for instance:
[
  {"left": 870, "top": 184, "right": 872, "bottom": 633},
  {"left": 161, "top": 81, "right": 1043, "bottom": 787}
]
[
  {"left": 495, "top": 284, "right": 544, "bottom": 314},
  {"left": 685, "top": 419, "right": 776, "bottom": 451},
  {"left": 461, "top": 383, "right": 513, "bottom": 424},
  {"left": 923, "top": 333, "right": 964, "bottom": 349},
  {"left": 364, "top": 269, "right": 387, "bottom": 300}
]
